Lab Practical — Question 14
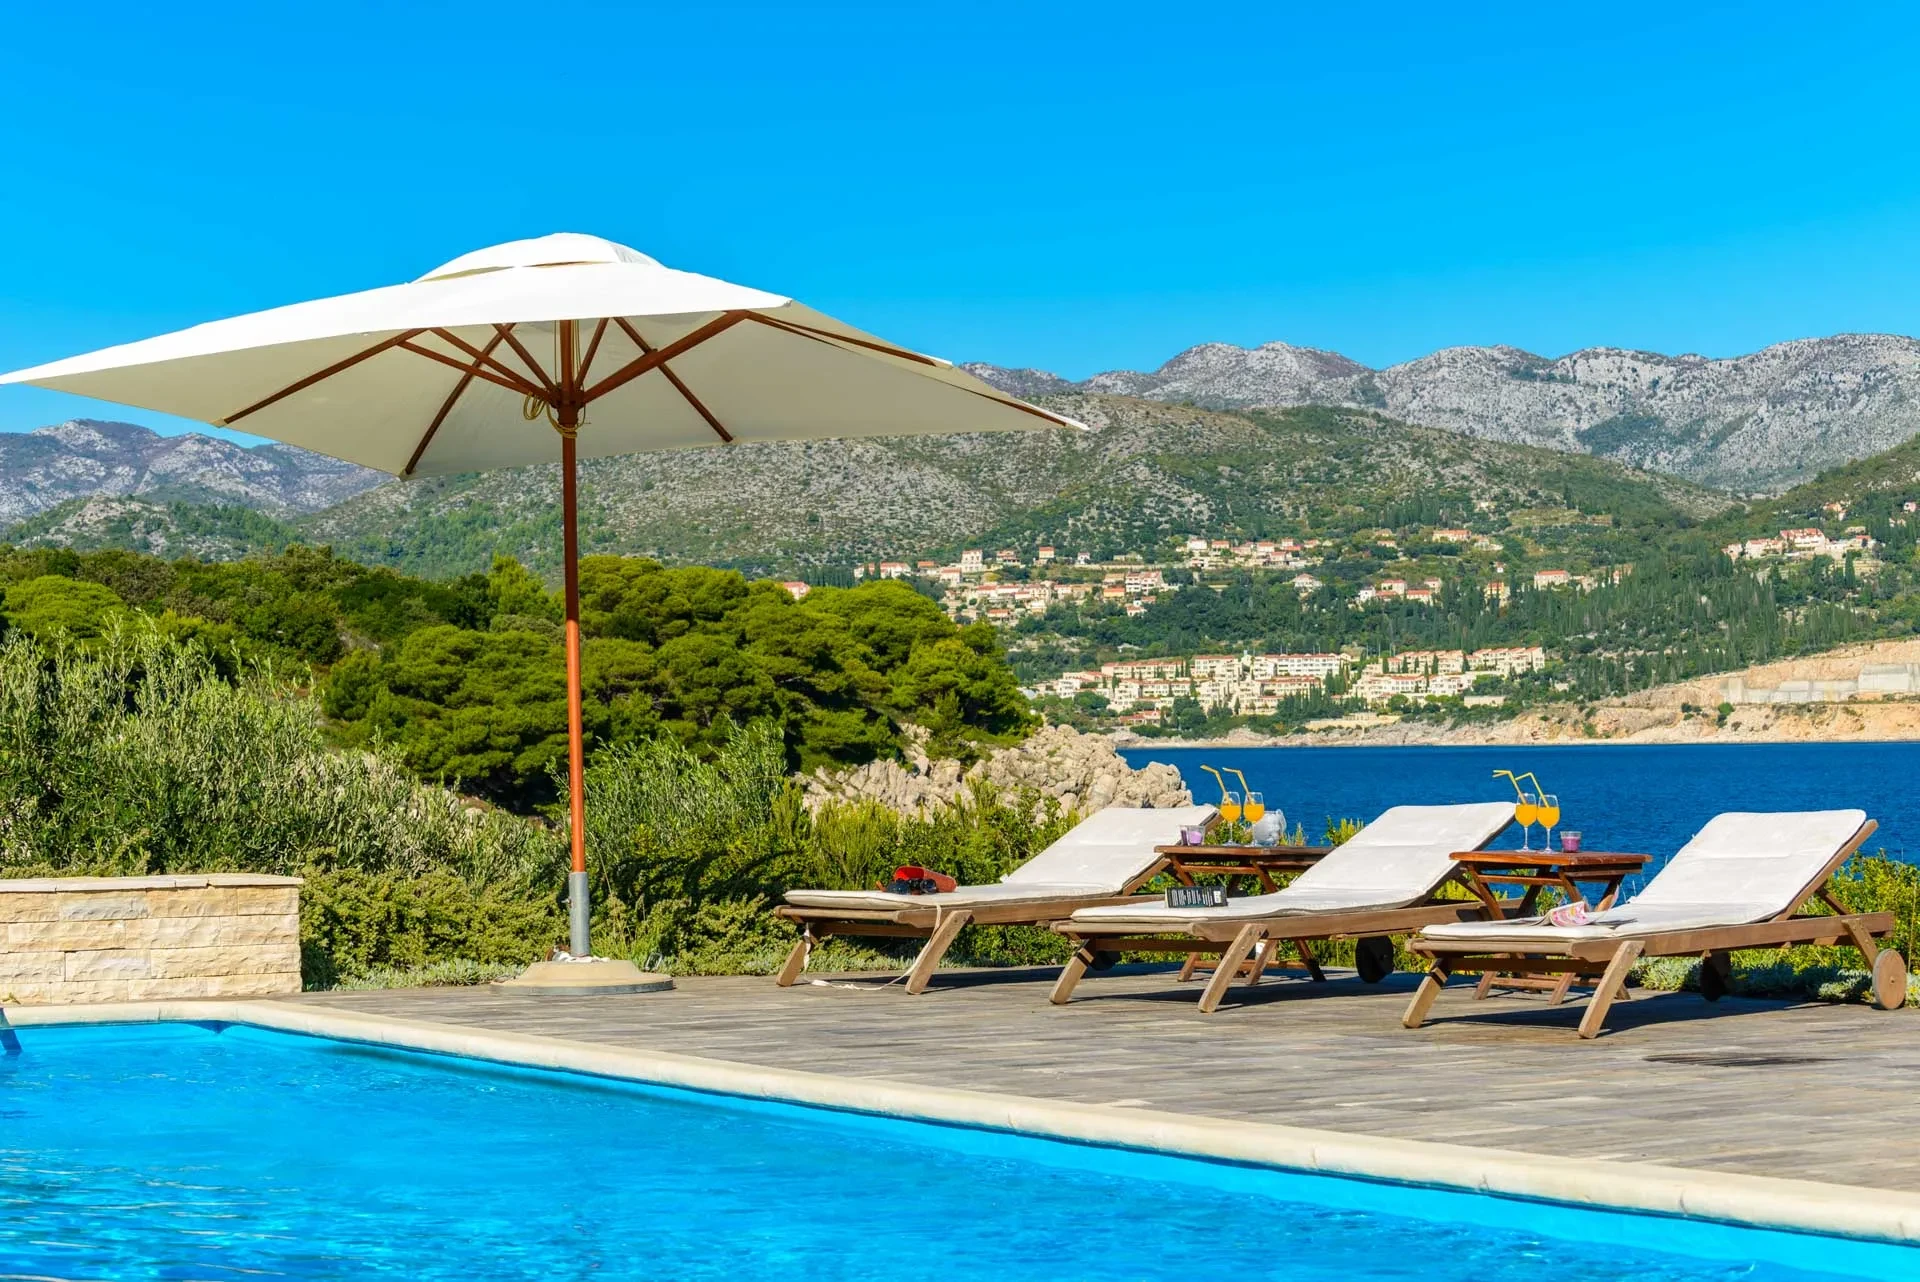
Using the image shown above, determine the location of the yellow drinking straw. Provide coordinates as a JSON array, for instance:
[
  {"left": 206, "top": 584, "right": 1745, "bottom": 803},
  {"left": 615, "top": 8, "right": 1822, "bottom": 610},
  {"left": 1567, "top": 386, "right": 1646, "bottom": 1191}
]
[
  {"left": 1200, "top": 764, "right": 1230, "bottom": 803},
  {"left": 1227, "top": 767, "right": 1253, "bottom": 797},
  {"left": 1200, "top": 764, "right": 1242, "bottom": 826}
]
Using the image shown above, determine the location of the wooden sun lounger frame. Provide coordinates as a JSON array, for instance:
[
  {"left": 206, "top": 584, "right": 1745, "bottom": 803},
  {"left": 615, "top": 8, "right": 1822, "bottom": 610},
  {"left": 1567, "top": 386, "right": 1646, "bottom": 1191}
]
[
  {"left": 1048, "top": 845, "right": 1519, "bottom": 1014},
  {"left": 772, "top": 854, "right": 1178, "bottom": 994},
  {"left": 1401, "top": 817, "right": 1909, "bottom": 1039}
]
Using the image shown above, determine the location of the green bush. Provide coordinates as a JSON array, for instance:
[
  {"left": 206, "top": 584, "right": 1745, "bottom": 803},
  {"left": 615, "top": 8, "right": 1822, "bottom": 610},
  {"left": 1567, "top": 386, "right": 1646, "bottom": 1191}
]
[
  {"left": 299, "top": 867, "right": 563, "bottom": 987},
  {"left": 2, "top": 574, "right": 126, "bottom": 640}
]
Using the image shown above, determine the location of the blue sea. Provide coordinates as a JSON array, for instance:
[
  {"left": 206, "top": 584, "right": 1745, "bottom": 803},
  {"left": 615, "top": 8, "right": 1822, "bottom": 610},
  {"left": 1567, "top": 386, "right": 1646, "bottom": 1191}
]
[
  {"left": 1120, "top": 742, "right": 1920, "bottom": 882},
  {"left": 2, "top": 1021, "right": 1906, "bottom": 1281}
]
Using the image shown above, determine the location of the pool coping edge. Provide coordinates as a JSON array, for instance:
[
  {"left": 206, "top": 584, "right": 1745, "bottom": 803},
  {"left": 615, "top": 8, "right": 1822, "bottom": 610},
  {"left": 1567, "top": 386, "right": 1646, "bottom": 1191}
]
[{"left": 11, "top": 998, "right": 1920, "bottom": 1246}]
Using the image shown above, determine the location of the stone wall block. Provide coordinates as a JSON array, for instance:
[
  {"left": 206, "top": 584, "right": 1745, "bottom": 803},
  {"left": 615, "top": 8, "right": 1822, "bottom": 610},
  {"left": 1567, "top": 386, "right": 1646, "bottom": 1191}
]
[
  {"left": 0, "top": 895, "right": 61, "bottom": 925},
  {"left": 0, "top": 951, "right": 66, "bottom": 982},
  {"left": 147, "top": 942, "right": 302, "bottom": 979},
  {"left": 56, "top": 894, "right": 153, "bottom": 922},
  {"left": 63, "top": 950, "right": 154, "bottom": 982},
  {"left": 144, "top": 887, "right": 300, "bottom": 919}
]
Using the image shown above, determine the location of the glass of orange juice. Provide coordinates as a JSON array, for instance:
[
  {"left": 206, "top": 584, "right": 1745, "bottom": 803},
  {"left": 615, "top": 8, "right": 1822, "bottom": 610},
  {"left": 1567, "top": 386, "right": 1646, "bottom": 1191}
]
[
  {"left": 1220, "top": 790, "right": 1243, "bottom": 827},
  {"left": 1538, "top": 793, "right": 1561, "bottom": 851},
  {"left": 1243, "top": 791, "right": 1266, "bottom": 826},
  {"left": 1515, "top": 790, "right": 1540, "bottom": 851}
]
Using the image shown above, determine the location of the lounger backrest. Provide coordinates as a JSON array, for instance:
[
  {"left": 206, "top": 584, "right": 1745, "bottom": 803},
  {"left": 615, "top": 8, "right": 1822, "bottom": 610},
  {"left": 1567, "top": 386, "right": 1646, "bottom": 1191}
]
[
  {"left": 1001, "top": 804, "right": 1219, "bottom": 894},
  {"left": 1630, "top": 810, "right": 1869, "bottom": 920},
  {"left": 1281, "top": 802, "right": 1515, "bottom": 901}
]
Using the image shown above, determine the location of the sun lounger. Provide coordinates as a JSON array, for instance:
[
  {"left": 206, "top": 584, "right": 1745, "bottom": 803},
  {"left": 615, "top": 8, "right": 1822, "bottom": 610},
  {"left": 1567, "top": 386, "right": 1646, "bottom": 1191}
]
[
  {"left": 773, "top": 804, "right": 1217, "bottom": 993},
  {"left": 1402, "top": 809, "right": 1907, "bottom": 1038},
  {"left": 1048, "top": 801, "right": 1517, "bottom": 1013}
]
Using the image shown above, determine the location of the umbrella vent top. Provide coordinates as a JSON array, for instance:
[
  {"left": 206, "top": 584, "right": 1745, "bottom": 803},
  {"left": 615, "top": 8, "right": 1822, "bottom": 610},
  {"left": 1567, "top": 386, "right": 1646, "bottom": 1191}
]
[{"left": 418, "top": 233, "right": 660, "bottom": 282}]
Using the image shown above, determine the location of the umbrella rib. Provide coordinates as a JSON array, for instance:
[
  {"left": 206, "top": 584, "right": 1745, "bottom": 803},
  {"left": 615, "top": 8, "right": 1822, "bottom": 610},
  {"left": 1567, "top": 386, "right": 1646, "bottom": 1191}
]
[
  {"left": 395, "top": 340, "right": 545, "bottom": 396},
  {"left": 427, "top": 328, "right": 548, "bottom": 398},
  {"left": 492, "top": 324, "right": 558, "bottom": 398},
  {"left": 218, "top": 329, "right": 425, "bottom": 425},
  {"left": 612, "top": 317, "right": 733, "bottom": 442},
  {"left": 575, "top": 318, "right": 610, "bottom": 388},
  {"left": 582, "top": 311, "right": 747, "bottom": 403},
  {"left": 402, "top": 330, "right": 510, "bottom": 478},
  {"left": 951, "top": 385, "right": 1085, "bottom": 428},
  {"left": 613, "top": 315, "right": 655, "bottom": 356},
  {"left": 744, "top": 313, "right": 1080, "bottom": 430},
  {"left": 741, "top": 313, "right": 940, "bottom": 367}
]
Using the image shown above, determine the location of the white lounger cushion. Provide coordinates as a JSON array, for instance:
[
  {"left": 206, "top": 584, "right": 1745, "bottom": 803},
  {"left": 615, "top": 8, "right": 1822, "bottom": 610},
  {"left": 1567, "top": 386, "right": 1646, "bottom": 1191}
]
[
  {"left": 783, "top": 804, "right": 1216, "bottom": 911},
  {"left": 783, "top": 882, "right": 1139, "bottom": 911},
  {"left": 1420, "top": 808, "right": 1869, "bottom": 944},
  {"left": 1068, "top": 801, "right": 1515, "bottom": 927},
  {"left": 1000, "top": 804, "right": 1217, "bottom": 891}
]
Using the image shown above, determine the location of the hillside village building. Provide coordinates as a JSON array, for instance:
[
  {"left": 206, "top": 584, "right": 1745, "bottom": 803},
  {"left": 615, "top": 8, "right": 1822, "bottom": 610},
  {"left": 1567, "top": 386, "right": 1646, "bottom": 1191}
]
[
  {"left": 1039, "top": 644, "right": 1545, "bottom": 715},
  {"left": 1722, "top": 528, "right": 1877, "bottom": 563}
]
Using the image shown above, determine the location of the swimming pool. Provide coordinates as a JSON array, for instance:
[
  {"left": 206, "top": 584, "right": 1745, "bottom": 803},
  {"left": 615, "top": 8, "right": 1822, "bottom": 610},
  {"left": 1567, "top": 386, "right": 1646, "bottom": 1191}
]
[{"left": 3, "top": 1020, "right": 1911, "bottom": 1281}]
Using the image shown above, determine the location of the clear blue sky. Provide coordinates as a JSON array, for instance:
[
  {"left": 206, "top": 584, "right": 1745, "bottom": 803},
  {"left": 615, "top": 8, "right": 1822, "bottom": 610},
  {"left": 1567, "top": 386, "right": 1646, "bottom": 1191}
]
[{"left": 6, "top": 1, "right": 1920, "bottom": 438}]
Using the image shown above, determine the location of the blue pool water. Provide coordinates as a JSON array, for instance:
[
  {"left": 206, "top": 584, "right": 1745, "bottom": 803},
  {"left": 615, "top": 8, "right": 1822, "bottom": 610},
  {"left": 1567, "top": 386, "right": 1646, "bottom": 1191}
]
[
  {"left": 3, "top": 1023, "right": 1914, "bottom": 1280},
  {"left": 1123, "top": 742, "right": 1920, "bottom": 886}
]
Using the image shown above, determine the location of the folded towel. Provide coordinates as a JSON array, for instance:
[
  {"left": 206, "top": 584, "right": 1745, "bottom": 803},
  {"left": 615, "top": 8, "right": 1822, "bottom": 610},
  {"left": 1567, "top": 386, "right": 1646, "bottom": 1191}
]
[{"left": 1548, "top": 900, "right": 1591, "bottom": 927}]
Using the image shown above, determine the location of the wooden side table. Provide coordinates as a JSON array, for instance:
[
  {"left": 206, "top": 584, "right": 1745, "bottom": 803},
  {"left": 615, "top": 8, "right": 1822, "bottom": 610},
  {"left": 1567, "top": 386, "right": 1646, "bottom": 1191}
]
[{"left": 1451, "top": 850, "right": 1653, "bottom": 1003}]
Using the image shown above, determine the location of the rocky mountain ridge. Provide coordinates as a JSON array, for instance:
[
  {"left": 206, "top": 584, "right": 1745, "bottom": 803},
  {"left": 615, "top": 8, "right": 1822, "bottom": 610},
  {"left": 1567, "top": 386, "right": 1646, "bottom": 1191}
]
[
  {"left": 0, "top": 419, "right": 385, "bottom": 524},
  {"left": 965, "top": 332, "right": 1920, "bottom": 493}
]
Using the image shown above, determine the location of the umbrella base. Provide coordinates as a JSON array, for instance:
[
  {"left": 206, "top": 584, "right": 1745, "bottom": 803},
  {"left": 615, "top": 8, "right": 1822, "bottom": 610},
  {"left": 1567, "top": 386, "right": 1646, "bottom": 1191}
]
[{"left": 498, "top": 958, "right": 674, "bottom": 996}]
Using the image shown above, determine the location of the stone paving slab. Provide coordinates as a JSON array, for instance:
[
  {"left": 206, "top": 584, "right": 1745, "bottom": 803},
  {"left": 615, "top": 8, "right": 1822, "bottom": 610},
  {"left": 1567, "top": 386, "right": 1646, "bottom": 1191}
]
[{"left": 299, "top": 964, "right": 1920, "bottom": 1192}]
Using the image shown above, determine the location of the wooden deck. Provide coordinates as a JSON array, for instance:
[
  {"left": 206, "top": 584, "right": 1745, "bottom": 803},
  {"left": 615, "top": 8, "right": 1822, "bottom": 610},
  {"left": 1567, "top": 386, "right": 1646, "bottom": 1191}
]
[{"left": 300, "top": 963, "right": 1920, "bottom": 1192}]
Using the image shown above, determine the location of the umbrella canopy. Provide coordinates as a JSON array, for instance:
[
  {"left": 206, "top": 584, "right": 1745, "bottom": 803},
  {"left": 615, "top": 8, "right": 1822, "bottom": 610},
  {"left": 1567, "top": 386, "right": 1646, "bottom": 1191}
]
[
  {"left": 0, "top": 232, "right": 1077, "bottom": 475},
  {"left": 0, "top": 233, "right": 1079, "bottom": 959}
]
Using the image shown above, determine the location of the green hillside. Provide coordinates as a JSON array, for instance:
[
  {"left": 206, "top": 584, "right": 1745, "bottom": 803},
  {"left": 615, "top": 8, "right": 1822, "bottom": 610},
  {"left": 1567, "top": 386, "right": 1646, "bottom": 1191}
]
[
  {"left": 47, "top": 396, "right": 1722, "bottom": 581},
  {"left": 4, "top": 497, "right": 300, "bottom": 560},
  {"left": 1724, "top": 435, "right": 1920, "bottom": 533}
]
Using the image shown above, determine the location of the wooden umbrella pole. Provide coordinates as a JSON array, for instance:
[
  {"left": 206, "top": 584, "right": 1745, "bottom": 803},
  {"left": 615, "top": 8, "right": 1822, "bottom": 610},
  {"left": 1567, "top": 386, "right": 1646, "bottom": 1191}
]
[{"left": 557, "top": 319, "right": 592, "bottom": 957}]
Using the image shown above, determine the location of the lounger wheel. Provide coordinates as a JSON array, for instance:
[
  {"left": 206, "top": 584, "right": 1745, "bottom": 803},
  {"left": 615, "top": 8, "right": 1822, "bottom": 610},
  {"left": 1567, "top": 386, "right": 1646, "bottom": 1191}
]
[
  {"left": 1699, "top": 951, "right": 1731, "bottom": 1003},
  {"left": 1354, "top": 935, "right": 1394, "bottom": 984},
  {"left": 1872, "top": 949, "right": 1908, "bottom": 1011},
  {"left": 1088, "top": 949, "right": 1119, "bottom": 972}
]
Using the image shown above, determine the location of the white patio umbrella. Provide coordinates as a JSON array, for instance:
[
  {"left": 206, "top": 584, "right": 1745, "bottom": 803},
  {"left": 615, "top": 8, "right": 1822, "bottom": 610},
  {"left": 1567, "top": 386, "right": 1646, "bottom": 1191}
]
[{"left": 0, "top": 232, "right": 1079, "bottom": 965}]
